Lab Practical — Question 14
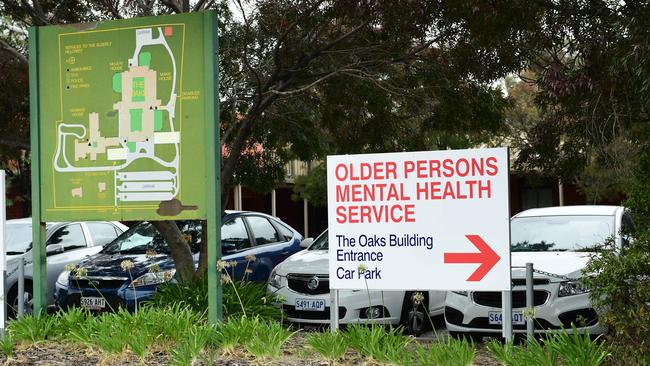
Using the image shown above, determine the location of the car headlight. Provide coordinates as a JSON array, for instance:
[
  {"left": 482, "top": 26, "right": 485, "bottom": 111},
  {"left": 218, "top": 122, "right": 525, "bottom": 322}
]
[
  {"left": 57, "top": 270, "right": 70, "bottom": 288},
  {"left": 268, "top": 269, "right": 284, "bottom": 288},
  {"left": 129, "top": 269, "right": 176, "bottom": 288},
  {"left": 452, "top": 291, "right": 468, "bottom": 297},
  {"left": 558, "top": 280, "right": 588, "bottom": 297}
]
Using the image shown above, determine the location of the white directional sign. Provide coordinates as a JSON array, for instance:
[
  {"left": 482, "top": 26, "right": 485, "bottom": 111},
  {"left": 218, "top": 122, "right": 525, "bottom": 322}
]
[{"left": 327, "top": 147, "right": 511, "bottom": 291}]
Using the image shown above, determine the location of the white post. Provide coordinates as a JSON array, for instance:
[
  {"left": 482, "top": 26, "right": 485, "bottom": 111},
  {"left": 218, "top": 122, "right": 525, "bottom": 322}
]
[
  {"left": 234, "top": 184, "right": 243, "bottom": 211},
  {"left": 558, "top": 179, "right": 564, "bottom": 206},
  {"left": 0, "top": 170, "right": 6, "bottom": 335},
  {"left": 303, "top": 199, "right": 309, "bottom": 238},
  {"left": 502, "top": 290, "right": 513, "bottom": 341},
  {"left": 271, "top": 189, "right": 276, "bottom": 217},
  {"left": 330, "top": 289, "right": 339, "bottom": 332},
  {"left": 17, "top": 259, "right": 24, "bottom": 317}
]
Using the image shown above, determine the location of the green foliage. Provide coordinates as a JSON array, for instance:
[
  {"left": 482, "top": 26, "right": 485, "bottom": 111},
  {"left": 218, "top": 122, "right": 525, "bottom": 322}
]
[
  {"left": 307, "top": 331, "right": 349, "bottom": 362},
  {"left": 292, "top": 163, "right": 327, "bottom": 206},
  {"left": 150, "top": 278, "right": 281, "bottom": 321},
  {"left": 486, "top": 338, "right": 558, "bottom": 366},
  {"left": 415, "top": 336, "right": 476, "bottom": 366},
  {"left": 0, "top": 335, "right": 14, "bottom": 357},
  {"left": 169, "top": 324, "right": 213, "bottom": 366},
  {"left": 8, "top": 314, "right": 56, "bottom": 343},
  {"left": 546, "top": 326, "right": 609, "bottom": 366},
  {"left": 213, "top": 315, "right": 260, "bottom": 354},
  {"left": 487, "top": 328, "right": 607, "bottom": 366},
  {"left": 244, "top": 321, "right": 296, "bottom": 359},
  {"left": 345, "top": 324, "right": 412, "bottom": 364},
  {"left": 583, "top": 231, "right": 650, "bottom": 365}
]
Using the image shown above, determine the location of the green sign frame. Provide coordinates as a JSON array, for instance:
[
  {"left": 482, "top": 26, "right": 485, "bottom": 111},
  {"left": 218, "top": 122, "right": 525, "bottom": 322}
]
[{"left": 29, "top": 11, "right": 221, "bottom": 323}]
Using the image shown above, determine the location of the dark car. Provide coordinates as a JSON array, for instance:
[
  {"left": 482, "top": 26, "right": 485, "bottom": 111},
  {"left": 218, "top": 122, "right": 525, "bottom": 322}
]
[{"left": 56, "top": 211, "right": 303, "bottom": 312}]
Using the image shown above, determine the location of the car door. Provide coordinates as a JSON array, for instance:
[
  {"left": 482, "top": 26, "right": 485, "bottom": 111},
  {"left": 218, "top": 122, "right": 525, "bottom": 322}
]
[
  {"left": 220, "top": 216, "right": 254, "bottom": 281},
  {"left": 238, "top": 215, "right": 292, "bottom": 282}
]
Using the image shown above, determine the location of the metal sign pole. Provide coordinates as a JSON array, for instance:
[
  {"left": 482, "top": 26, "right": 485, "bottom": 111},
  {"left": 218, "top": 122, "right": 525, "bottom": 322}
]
[
  {"left": 0, "top": 170, "right": 6, "bottom": 334},
  {"left": 526, "top": 262, "right": 534, "bottom": 340},
  {"left": 29, "top": 26, "right": 47, "bottom": 317},
  {"left": 329, "top": 289, "right": 339, "bottom": 333},
  {"left": 502, "top": 290, "right": 513, "bottom": 341},
  {"left": 204, "top": 10, "right": 222, "bottom": 325}
]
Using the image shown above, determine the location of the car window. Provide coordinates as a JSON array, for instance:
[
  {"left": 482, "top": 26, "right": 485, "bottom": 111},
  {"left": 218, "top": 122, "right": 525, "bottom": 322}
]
[
  {"left": 511, "top": 215, "right": 615, "bottom": 252},
  {"left": 222, "top": 217, "right": 250, "bottom": 250},
  {"left": 275, "top": 222, "right": 294, "bottom": 241},
  {"left": 47, "top": 224, "right": 87, "bottom": 251},
  {"left": 309, "top": 230, "right": 328, "bottom": 250},
  {"left": 6, "top": 223, "right": 32, "bottom": 254},
  {"left": 246, "top": 216, "right": 281, "bottom": 246},
  {"left": 621, "top": 211, "right": 635, "bottom": 247},
  {"left": 86, "top": 222, "right": 120, "bottom": 247}
]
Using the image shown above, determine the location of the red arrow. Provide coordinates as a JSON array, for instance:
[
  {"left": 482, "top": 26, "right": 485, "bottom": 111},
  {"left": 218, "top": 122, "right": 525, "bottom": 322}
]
[{"left": 444, "top": 235, "right": 501, "bottom": 281}]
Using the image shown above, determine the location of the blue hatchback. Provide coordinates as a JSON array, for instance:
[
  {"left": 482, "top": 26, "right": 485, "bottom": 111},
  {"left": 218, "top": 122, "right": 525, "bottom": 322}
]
[{"left": 56, "top": 211, "right": 303, "bottom": 312}]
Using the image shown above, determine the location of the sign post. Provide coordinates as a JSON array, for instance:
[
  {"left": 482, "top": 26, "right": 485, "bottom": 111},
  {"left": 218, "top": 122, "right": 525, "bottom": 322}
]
[
  {"left": 326, "top": 148, "right": 511, "bottom": 330},
  {"left": 0, "top": 170, "right": 6, "bottom": 334},
  {"left": 29, "top": 12, "right": 220, "bottom": 322}
]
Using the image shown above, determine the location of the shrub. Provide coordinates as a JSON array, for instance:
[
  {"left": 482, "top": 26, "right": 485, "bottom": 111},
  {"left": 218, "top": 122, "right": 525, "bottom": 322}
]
[
  {"left": 583, "top": 231, "right": 650, "bottom": 365},
  {"left": 150, "top": 277, "right": 281, "bottom": 320}
]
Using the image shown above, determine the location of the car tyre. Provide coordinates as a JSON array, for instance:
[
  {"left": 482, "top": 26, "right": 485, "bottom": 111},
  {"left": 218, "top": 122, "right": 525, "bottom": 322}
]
[
  {"left": 401, "top": 291, "right": 429, "bottom": 336},
  {"left": 7, "top": 282, "right": 34, "bottom": 319}
]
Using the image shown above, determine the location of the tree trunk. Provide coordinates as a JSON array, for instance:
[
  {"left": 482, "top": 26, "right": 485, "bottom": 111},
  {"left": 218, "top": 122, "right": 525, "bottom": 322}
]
[{"left": 151, "top": 221, "right": 195, "bottom": 282}]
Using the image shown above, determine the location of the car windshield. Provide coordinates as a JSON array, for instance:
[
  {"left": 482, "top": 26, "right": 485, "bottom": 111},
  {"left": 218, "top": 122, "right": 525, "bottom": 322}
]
[
  {"left": 511, "top": 215, "right": 615, "bottom": 252},
  {"left": 308, "top": 230, "right": 328, "bottom": 250},
  {"left": 102, "top": 221, "right": 202, "bottom": 254},
  {"left": 6, "top": 223, "right": 32, "bottom": 254}
]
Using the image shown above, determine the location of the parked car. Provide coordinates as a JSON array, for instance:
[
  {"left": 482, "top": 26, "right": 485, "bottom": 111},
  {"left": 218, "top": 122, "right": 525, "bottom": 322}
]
[
  {"left": 4, "top": 218, "right": 128, "bottom": 316},
  {"left": 444, "top": 205, "right": 633, "bottom": 336},
  {"left": 56, "top": 211, "right": 303, "bottom": 312},
  {"left": 267, "top": 229, "right": 446, "bottom": 335}
]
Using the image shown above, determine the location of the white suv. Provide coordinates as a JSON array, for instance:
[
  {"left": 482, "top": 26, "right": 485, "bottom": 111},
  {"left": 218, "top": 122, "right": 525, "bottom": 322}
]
[{"left": 445, "top": 205, "right": 632, "bottom": 336}]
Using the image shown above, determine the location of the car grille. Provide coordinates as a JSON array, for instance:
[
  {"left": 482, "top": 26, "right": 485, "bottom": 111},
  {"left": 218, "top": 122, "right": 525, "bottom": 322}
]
[
  {"left": 287, "top": 274, "right": 329, "bottom": 295},
  {"left": 511, "top": 278, "right": 550, "bottom": 286},
  {"left": 283, "top": 305, "right": 346, "bottom": 320},
  {"left": 472, "top": 291, "right": 549, "bottom": 308},
  {"left": 72, "top": 278, "right": 127, "bottom": 289}
]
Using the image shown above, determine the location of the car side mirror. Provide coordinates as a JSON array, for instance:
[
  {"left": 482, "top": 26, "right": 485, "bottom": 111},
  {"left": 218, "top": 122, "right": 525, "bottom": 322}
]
[
  {"left": 222, "top": 241, "right": 238, "bottom": 255},
  {"left": 46, "top": 244, "right": 64, "bottom": 255},
  {"left": 300, "top": 238, "right": 314, "bottom": 248}
]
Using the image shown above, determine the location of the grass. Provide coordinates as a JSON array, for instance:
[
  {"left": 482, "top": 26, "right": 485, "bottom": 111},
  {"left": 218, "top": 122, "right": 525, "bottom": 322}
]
[
  {"left": 307, "top": 331, "right": 349, "bottom": 362},
  {"left": 414, "top": 335, "right": 476, "bottom": 366},
  {"left": 1, "top": 306, "right": 616, "bottom": 366},
  {"left": 486, "top": 326, "right": 609, "bottom": 366}
]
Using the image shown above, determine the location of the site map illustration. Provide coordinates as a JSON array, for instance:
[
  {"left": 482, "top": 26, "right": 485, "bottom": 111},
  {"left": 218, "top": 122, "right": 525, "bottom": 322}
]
[{"left": 36, "top": 14, "right": 212, "bottom": 221}]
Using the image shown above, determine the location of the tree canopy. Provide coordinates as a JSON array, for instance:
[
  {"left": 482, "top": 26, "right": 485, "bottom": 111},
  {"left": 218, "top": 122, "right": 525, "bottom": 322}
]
[{"left": 3, "top": 0, "right": 650, "bottom": 279}]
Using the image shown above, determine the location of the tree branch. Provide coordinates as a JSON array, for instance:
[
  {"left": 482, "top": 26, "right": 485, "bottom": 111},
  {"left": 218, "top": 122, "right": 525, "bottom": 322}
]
[
  {"left": 159, "top": 0, "right": 182, "bottom": 13},
  {"left": 0, "top": 39, "right": 28, "bottom": 67}
]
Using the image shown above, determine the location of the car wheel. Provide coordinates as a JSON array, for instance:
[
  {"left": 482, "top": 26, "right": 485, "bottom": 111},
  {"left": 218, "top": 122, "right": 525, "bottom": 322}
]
[
  {"left": 401, "top": 291, "right": 429, "bottom": 337},
  {"left": 7, "top": 282, "right": 34, "bottom": 319}
]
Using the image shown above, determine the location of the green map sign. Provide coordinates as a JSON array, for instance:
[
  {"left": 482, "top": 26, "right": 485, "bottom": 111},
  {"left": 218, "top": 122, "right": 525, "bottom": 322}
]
[{"left": 32, "top": 12, "right": 217, "bottom": 221}]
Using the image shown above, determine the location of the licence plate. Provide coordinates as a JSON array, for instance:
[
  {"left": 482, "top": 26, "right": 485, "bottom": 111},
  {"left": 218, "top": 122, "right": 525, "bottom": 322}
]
[
  {"left": 295, "top": 298, "right": 326, "bottom": 311},
  {"left": 488, "top": 310, "right": 525, "bottom": 325},
  {"left": 80, "top": 297, "right": 106, "bottom": 310}
]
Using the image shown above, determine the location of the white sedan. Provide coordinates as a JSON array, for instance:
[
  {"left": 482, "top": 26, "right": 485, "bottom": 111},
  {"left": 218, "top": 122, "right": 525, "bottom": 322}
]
[
  {"left": 445, "top": 205, "right": 631, "bottom": 336},
  {"left": 267, "top": 229, "right": 445, "bottom": 335}
]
